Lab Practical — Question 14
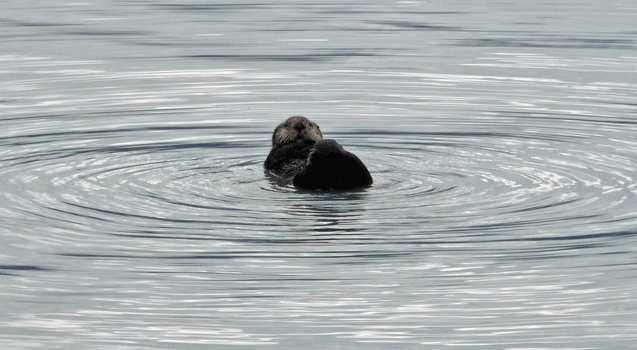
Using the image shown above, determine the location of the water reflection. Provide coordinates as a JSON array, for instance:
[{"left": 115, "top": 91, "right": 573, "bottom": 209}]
[{"left": 293, "top": 193, "right": 370, "bottom": 233}]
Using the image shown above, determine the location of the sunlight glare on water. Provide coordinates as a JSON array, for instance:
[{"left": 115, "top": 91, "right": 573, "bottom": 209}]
[{"left": 1, "top": 1, "right": 637, "bottom": 349}]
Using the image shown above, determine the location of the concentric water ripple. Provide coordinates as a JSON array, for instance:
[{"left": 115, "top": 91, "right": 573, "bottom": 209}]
[
  {"left": 3, "top": 109, "right": 637, "bottom": 252},
  {"left": 1, "top": 124, "right": 266, "bottom": 244},
  {"left": 364, "top": 128, "right": 637, "bottom": 238}
]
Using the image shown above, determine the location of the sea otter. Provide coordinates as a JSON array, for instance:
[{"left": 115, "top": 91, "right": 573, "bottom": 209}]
[{"left": 265, "top": 116, "right": 373, "bottom": 190}]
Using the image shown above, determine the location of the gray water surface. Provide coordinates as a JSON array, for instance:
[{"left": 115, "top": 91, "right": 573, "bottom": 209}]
[{"left": 1, "top": 1, "right": 637, "bottom": 349}]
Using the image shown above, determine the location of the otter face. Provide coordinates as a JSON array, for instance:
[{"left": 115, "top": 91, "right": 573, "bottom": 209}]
[{"left": 272, "top": 116, "right": 322, "bottom": 148}]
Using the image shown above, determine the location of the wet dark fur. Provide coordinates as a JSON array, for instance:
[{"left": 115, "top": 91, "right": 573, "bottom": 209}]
[
  {"left": 264, "top": 139, "right": 318, "bottom": 178},
  {"left": 265, "top": 116, "right": 373, "bottom": 190},
  {"left": 293, "top": 139, "right": 373, "bottom": 190}
]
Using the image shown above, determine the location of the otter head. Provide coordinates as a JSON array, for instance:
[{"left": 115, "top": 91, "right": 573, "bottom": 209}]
[{"left": 272, "top": 116, "right": 322, "bottom": 148}]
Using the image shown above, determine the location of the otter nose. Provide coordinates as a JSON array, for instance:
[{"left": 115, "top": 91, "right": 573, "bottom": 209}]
[{"left": 294, "top": 123, "right": 305, "bottom": 131}]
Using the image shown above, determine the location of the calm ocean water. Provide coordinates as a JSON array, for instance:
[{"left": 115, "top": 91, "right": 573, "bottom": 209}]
[{"left": 2, "top": 1, "right": 637, "bottom": 349}]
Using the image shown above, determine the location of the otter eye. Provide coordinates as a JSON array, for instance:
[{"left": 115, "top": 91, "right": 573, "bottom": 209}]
[{"left": 283, "top": 123, "right": 290, "bottom": 127}]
